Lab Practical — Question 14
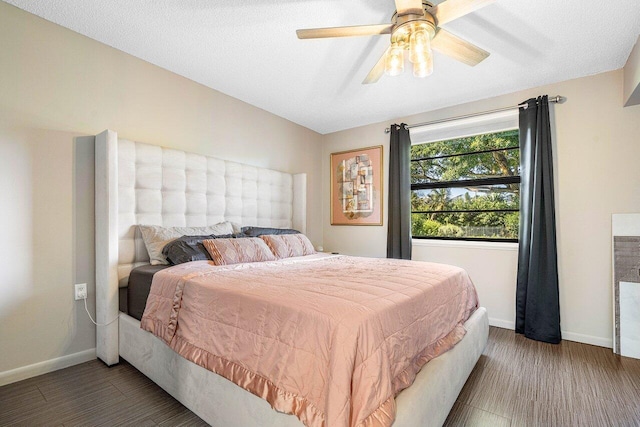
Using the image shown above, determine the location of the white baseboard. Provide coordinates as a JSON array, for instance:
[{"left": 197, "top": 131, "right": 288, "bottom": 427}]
[
  {"left": 488, "top": 318, "right": 515, "bottom": 330},
  {"left": 561, "top": 331, "right": 612, "bottom": 349},
  {"left": 488, "top": 318, "right": 612, "bottom": 349},
  {"left": 0, "top": 348, "right": 96, "bottom": 387}
]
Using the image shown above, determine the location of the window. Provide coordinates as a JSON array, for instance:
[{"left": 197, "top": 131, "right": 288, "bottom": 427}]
[{"left": 410, "top": 127, "right": 520, "bottom": 242}]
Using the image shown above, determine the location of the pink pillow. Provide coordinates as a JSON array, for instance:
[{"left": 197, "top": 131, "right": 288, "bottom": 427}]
[
  {"left": 202, "top": 237, "right": 276, "bottom": 265},
  {"left": 260, "top": 234, "right": 316, "bottom": 259}
]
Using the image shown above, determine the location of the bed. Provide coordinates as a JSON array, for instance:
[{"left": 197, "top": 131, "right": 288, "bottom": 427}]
[{"left": 94, "top": 130, "right": 489, "bottom": 427}]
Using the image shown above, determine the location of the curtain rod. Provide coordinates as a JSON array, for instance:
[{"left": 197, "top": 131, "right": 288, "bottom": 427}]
[{"left": 384, "top": 95, "right": 565, "bottom": 133}]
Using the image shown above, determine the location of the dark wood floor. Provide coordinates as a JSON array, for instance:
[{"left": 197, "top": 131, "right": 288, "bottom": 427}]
[
  {"left": 444, "top": 327, "right": 640, "bottom": 426},
  {"left": 1, "top": 327, "right": 639, "bottom": 426},
  {"left": 0, "top": 359, "right": 208, "bottom": 427}
]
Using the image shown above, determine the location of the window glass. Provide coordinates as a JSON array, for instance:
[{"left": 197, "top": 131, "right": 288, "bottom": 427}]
[{"left": 411, "top": 129, "right": 520, "bottom": 241}]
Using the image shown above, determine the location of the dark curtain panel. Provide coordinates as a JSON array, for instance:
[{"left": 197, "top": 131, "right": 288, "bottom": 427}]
[
  {"left": 516, "top": 95, "right": 561, "bottom": 344},
  {"left": 387, "top": 124, "right": 412, "bottom": 260}
]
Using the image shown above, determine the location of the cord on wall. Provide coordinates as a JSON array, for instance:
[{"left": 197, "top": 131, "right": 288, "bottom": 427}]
[{"left": 83, "top": 296, "right": 118, "bottom": 326}]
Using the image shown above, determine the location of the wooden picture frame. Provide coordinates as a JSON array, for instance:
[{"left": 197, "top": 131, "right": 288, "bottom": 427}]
[{"left": 330, "top": 145, "right": 383, "bottom": 225}]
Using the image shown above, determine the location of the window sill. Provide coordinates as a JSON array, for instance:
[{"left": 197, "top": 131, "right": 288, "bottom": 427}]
[{"left": 412, "top": 238, "right": 519, "bottom": 251}]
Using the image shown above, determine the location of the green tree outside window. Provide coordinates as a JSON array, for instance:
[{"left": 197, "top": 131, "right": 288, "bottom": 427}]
[{"left": 410, "top": 129, "right": 520, "bottom": 241}]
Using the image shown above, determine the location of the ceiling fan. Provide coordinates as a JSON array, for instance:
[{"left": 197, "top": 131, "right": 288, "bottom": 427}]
[{"left": 296, "top": 0, "right": 493, "bottom": 84}]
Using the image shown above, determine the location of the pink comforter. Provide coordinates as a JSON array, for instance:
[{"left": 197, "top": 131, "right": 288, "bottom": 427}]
[{"left": 141, "top": 254, "right": 478, "bottom": 427}]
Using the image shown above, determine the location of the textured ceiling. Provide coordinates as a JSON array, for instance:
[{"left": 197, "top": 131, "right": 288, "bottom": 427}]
[{"left": 4, "top": 0, "right": 640, "bottom": 134}]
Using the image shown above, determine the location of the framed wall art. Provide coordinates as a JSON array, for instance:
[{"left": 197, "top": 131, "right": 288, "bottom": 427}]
[{"left": 330, "top": 145, "right": 383, "bottom": 225}]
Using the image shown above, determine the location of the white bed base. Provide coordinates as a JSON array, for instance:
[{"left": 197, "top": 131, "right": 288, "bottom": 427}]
[
  {"left": 95, "top": 129, "right": 489, "bottom": 426},
  {"left": 120, "top": 308, "right": 488, "bottom": 427}
]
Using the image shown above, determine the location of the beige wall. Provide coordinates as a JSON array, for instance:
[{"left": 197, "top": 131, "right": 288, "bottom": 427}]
[
  {"left": 624, "top": 35, "right": 640, "bottom": 107},
  {"left": 323, "top": 70, "right": 640, "bottom": 347},
  {"left": 0, "top": 2, "right": 322, "bottom": 379}
]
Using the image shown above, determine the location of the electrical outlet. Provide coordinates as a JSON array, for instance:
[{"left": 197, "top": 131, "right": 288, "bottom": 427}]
[{"left": 75, "top": 283, "right": 87, "bottom": 300}]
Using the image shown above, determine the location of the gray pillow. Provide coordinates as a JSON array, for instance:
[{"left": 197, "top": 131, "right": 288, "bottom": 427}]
[
  {"left": 241, "top": 226, "right": 300, "bottom": 237},
  {"left": 139, "top": 222, "right": 236, "bottom": 265},
  {"left": 162, "top": 234, "right": 236, "bottom": 265}
]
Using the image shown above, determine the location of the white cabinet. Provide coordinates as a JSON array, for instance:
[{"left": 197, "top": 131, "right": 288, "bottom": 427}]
[{"left": 612, "top": 214, "right": 640, "bottom": 358}]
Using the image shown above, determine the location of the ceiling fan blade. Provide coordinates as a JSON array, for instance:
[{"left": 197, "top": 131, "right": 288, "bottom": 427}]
[
  {"left": 362, "top": 47, "right": 390, "bottom": 85},
  {"left": 296, "top": 24, "right": 392, "bottom": 39},
  {"left": 430, "top": 0, "right": 495, "bottom": 26},
  {"left": 431, "top": 29, "right": 490, "bottom": 66},
  {"left": 394, "top": 0, "right": 424, "bottom": 16}
]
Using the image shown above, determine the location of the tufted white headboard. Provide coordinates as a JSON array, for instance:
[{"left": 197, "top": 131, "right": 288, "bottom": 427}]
[{"left": 95, "top": 130, "right": 307, "bottom": 365}]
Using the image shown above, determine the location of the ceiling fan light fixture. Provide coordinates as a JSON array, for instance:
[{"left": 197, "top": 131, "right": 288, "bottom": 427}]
[
  {"left": 413, "top": 54, "right": 433, "bottom": 77},
  {"left": 387, "top": 20, "right": 436, "bottom": 79},
  {"left": 409, "top": 28, "right": 430, "bottom": 64},
  {"left": 296, "top": 0, "right": 493, "bottom": 84},
  {"left": 385, "top": 43, "right": 404, "bottom": 76}
]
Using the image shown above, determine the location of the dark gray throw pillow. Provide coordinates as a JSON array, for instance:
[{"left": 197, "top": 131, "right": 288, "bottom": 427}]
[
  {"left": 241, "top": 226, "right": 300, "bottom": 237},
  {"left": 162, "top": 234, "right": 235, "bottom": 265}
]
